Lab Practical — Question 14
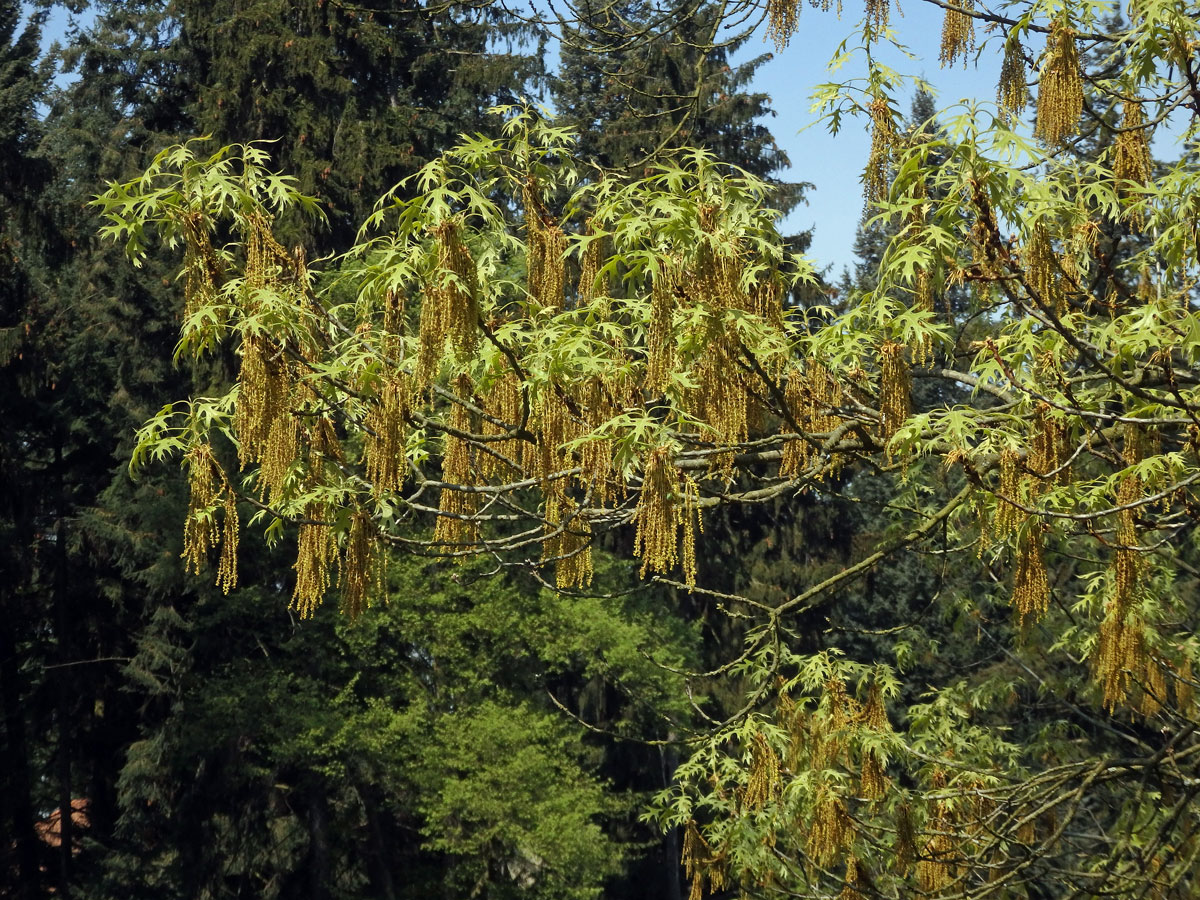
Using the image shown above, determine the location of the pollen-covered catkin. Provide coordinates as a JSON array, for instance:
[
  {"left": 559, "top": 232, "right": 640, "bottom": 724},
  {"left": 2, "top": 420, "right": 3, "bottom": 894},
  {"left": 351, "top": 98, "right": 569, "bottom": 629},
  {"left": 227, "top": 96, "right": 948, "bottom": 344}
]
[
  {"left": 879, "top": 341, "right": 911, "bottom": 441},
  {"left": 863, "top": 94, "right": 897, "bottom": 205},
  {"left": 939, "top": 0, "right": 975, "bottom": 67},
  {"left": 339, "top": 513, "right": 383, "bottom": 619},
  {"left": 647, "top": 263, "right": 679, "bottom": 393},
  {"left": 1114, "top": 100, "right": 1152, "bottom": 226},
  {"left": 433, "top": 375, "right": 481, "bottom": 549},
  {"left": 182, "top": 445, "right": 220, "bottom": 576},
  {"left": 997, "top": 36, "right": 1029, "bottom": 121},
  {"left": 1035, "top": 22, "right": 1083, "bottom": 145},
  {"left": 1013, "top": 524, "right": 1050, "bottom": 625},
  {"left": 766, "top": 0, "right": 799, "bottom": 49},
  {"left": 364, "top": 374, "right": 410, "bottom": 494},
  {"left": 217, "top": 491, "right": 239, "bottom": 594},
  {"left": 292, "top": 502, "right": 334, "bottom": 619},
  {"left": 633, "top": 446, "right": 695, "bottom": 582}
]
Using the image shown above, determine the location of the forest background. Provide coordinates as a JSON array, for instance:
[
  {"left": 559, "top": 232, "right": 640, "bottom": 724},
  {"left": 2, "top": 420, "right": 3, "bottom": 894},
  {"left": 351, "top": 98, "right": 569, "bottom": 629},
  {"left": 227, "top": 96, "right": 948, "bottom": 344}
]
[{"left": 4, "top": 0, "right": 1200, "bottom": 898}]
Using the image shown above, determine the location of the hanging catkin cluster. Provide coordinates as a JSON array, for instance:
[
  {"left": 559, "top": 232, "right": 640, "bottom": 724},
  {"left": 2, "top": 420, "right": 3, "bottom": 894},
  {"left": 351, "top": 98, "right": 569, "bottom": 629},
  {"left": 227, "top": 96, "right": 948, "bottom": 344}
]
[
  {"left": 993, "top": 448, "right": 1024, "bottom": 540},
  {"left": 1012, "top": 523, "right": 1050, "bottom": 625},
  {"left": 1114, "top": 100, "right": 1152, "bottom": 226},
  {"left": 529, "top": 223, "right": 567, "bottom": 309},
  {"left": 417, "top": 218, "right": 480, "bottom": 389},
  {"left": 742, "top": 732, "right": 782, "bottom": 811},
  {"left": 917, "top": 770, "right": 957, "bottom": 892},
  {"left": 293, "top": 501, "right": 335, "bottom": 618},
  {"left": 433, "top": 375, "right": 481, "bottom": 548},
  {"left": 1029, "top": 403, "right": 1069, "bottom": 483},
  {"left": 577, "top": 220, "right": 605, "bottom": 306},
  {"left": 477, "top": 369, "right": 523, "bottom": 483},
  {"left": 182, "top": 444, "right": 239, "bottom": 594},
  {"left": 179, "top": 210, "right": 223, "bottom": 323},
  {"left": 807, "top": 788, "right": 852, "bottom": 869},
  {"left": 633, "top": 446, "right": 698, "bottom": 586},
  {"left": 1035, "top": 22, "right": 1083, "bottom": 146},
  {"left": 339, "top": 513, "right": 383, "bottom": 618},
  {"left": 878, "top": 341, "right": 911, "bottom": 442},
  {"left": 235, "top": 334, "right": 292, "bottom": 470},
  {"left": 647, "top": 262, "right": 681, "bottom": 393},
  {"left": 865, "top": 0, "right": 890, "bottom": 30},
  {"left": 577, "top": 376, "right": 621, "bottom": 507},
  {"left": 939, "top": 0, "right": 975, "bottom": 67},
  {"left": 858, "top": 682, "right": 892, "bottom": 800},
  {"left": 681, "top": 821, "right": 727, "bottom": 900},
  {"left": 1096, "top": 424, "right": 1148, "bottom": 709},
  {"left": 363, "top": 374, "right": 410, "bottom": 494},
  {"left": 780, "top": 362, "right": 845, "bottom": 478},
  {"left": 997, "top": 36, "right": 1029, "bottom": 121},
  {"left": 691, "top": 325, "right": 749, "bottom": 456},
  {"left": 766, "top": 0, "right": 800, "bottom": 49},
  {"left": 544, "top": 495, "right": 594, "bottom": 589},
  {"left": 1025, "top": 222, "right": 1063, "bottom": 312},
  {"left": 863, "top": 94, "right": 897, "bottom": 205}
]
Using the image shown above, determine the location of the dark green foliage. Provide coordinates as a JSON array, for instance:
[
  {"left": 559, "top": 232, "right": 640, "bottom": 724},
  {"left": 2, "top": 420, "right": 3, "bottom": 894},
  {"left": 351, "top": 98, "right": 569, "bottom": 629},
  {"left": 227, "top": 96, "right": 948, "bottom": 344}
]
[
  {"left": 103, "top": 555, "right": 694, "bottom": 900},
  {"left": 179, "top": 0, "right": 541, "bottom": 248}
]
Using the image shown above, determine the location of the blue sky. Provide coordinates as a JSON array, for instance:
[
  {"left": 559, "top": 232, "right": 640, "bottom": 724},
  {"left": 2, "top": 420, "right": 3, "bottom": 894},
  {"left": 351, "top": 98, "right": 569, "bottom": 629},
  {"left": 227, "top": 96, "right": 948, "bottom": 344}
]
[{"left": 734, "top": 3, "right": 1002, "bottom": 274}]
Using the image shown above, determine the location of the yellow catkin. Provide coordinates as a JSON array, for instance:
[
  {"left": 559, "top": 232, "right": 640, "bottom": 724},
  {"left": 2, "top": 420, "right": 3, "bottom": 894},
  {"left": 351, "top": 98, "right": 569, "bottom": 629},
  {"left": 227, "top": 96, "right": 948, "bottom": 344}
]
[
  {"left": 1012, "top": 523, "right": 1050, "bottom": 625},
  {"left": 692, "top": 326, "right": 749, "bottom": 473},
  {"left": 994, "top": 449, "right": 1023, "bottom": 539},
  {"left": 647, "top": 263, "right": 679, "bottom": 393},
  {"left": 633, "top": 447, "right": 686, "bottom": 580},
  {"left": 1114, "top": 100, "right": 1152, "bottom": 187},
  {"left": 1030, "top": 403, "right": 1069, "bottom": 484},
  {"left": 339, "top": 513, "right": 383, "bottom": 619},
  {"left": 864, "top": 94, "right": 896, "bottom": 205},
  {"left": 578, "top": 377, "right": 618, "bottom": 507},
  {"left": 807, "top": 790, "right": 852, "bottom": 869},
  {"left": 434, "top": 375, "right": 481, "bottom": 549},
  {"left": 743, "top": 732, "right": 782, "bottom": 811},
  {"left": 415, "top": 277, "right": 446, "bottom": 392},
  {"left": 862, "top": 682, "right": 891, "bottom": 732},
  {"left": 879, "top": 341, "right": 911, "bottom": 442},
  {"left": 865, "top": 0, "right": 890, "bottom": 30},
  {"left": 1096, "top": 425, "right": 1146, "bottom": 708},
  {"left": 839, "top": 857, "right": 866, "bottom": 900},
  {"left": 364, "top": 374, "right": 410, "bottom": 494},
  {"left": 547, "top": 495, "right": 593, "bottom": 590},
  {"left": 577, "top": 221, "right": 604, "bottom": 306},
  {"left": 235, "top": 334, "right": 290, "bottom": 468},
  {"left": 939, "top": 0, "right": 975, "bottom": 67},
  {"left": 997, "top": 36, "right": 1029, "bottom": 122},
  {"left": 217, "top": 491, "right": 239, "bottom": 594},
  {"left": 478, "top": 370, "right": 523, "bottom": 483},
  {"left": 182, "top": 445, "right": 221, "bottom": 576},
  {"left": 1114, "top": 100, "right": 1152, "bottom": 227},
  {"left": 1175, "top": 658, "right": 1195, "bottom": 710},
  {"left": 859, "top": 749, "right": 889, "bottom": 801},
  {"left": 1141, "top": 657, "right": 1167, "bottom": 717},
  {"left": 292, "top": 503, "right": 334, "bottom": 619},
  {"left": 179, "top": 211, "right": 223, "bottom": 323},
  {"left": 1035, "top": 21, "right": 1083, "bottom": 146},
  {"left": 531, "top": 224, "right": 567, "bottom": 309},
  {"left": 259, "top": 401, "right": 299, "bottom": 505},
  {"left": 1025, "top": 221, "right": 1061, "bottom": 311},
  {"left": 781, "top": 361, "right": 846, "bottom": 479},
  {"left": 435, "top": 218, "right": 481, "bottom": 361},
  {"left": 681, "top": 821, "right": 718, "bottom": 900},
  {"left": 766, "top": 0, "right": 799, "bottom": 49}
]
